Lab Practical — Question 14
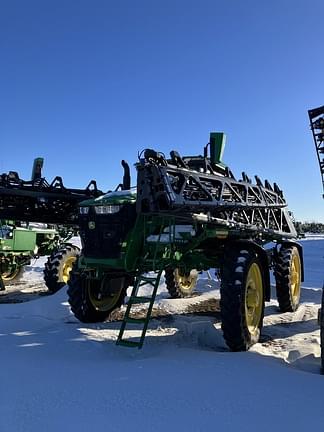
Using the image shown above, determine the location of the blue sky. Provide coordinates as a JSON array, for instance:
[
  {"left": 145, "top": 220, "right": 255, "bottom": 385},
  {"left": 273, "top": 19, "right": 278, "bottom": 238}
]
[{"left": 0, "top": 0, "right": 323, "bottom": 222}]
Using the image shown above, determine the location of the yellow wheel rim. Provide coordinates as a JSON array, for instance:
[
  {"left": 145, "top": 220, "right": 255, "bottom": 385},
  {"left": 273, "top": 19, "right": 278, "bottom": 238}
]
[
  {"left": 174, "top": 268, "right": 198, "bottom": 294},
  {"left": 290, "top": 251, "right": 301, "bottom": 305},
  {"left": 1, "top": 267, "right": 20, "bottom": 281},
  {"left": 88, "top": 278, "right": 122, "bottom": 312},
  {"left": 245, "top": 263, "right": 263, "bottom": 335},
  {"left": 61, "top": 256, "right": 77, "bottom": 283}
]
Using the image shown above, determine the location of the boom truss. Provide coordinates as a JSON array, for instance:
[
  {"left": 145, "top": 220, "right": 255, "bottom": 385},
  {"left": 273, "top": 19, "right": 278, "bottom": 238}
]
[
  {"left": 0, "top": 169, "right": 103, "bottom": 224},
  {"left": 308, "top": 105, "right": 324, "bottom": 196},
  {"left": 136, "top": 148, "right": 297, "bottom": 239}
]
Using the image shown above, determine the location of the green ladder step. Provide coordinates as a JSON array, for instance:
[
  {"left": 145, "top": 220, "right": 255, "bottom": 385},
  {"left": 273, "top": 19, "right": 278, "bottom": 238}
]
[
  {"left": 116, "top": 270, "right": 163, "bottom": 349},
  {"left": 116, "top": 340, "right": 142, "bottom": 348},
  {"left": 138, "top": 275, "right": 159, "bottom": 283},
  {"left": 124, "top": 317, "right": 147, "bottom": 324},
  {"left": 129, "top": 296, "right": 152, "bottom": 304}
]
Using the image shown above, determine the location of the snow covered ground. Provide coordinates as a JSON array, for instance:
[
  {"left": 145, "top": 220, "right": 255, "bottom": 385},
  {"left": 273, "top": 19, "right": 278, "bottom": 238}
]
[{"left": 0, "top": 237, "right": 323, "bottom": 432}]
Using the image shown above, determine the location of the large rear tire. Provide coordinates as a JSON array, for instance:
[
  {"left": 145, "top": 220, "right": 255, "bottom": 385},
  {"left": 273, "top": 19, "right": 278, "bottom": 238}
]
[
  {"left": 44, "top": 245, "right": 80, "bottom": 293},
  {"left": 220, "top": 248, "right": 266, "bottom": 351},
  {"left": 274, "top": 245, "right": 301, "bottom": 312},
  {"left": 67, "top": 269, "right": 127, "bottom": 323}
]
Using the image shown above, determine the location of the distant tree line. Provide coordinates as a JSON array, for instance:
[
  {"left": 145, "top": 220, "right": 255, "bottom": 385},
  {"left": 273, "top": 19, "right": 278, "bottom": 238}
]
[{"left": 295, "top": 222, "right": 324, "bottom": 234}]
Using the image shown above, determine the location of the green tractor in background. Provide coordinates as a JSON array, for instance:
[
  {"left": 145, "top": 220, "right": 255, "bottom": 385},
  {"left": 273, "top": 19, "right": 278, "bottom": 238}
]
[
  {"left": 67, "top": 133, "right": 303, "bottom": 351},
  {"left": 0, "top": 220, "right": 80, "bottom": 292}
]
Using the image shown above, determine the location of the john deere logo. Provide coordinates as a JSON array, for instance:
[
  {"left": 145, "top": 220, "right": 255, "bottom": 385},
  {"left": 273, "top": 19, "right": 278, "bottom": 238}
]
[{"left": 88, "top": 221, "right": 96, "bottom": 230}]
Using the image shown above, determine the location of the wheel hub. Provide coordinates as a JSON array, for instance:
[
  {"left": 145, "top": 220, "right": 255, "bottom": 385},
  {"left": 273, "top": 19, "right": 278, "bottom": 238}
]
[
  {"left": 174, "top": 269, "right": 198, "bottom": 293},
  {"left": 88, "top": 277, "right": 123, "bottom": 312}
]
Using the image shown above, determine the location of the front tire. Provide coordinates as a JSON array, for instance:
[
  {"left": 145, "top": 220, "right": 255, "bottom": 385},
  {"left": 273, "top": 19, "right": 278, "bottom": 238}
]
[
  {"left": 0, "top": 265, "right": 23, "bottom": 285},
  {"left": 0, "top": 256, "right": 25, "bottom": 286},
  {"left": 165, "top": 267, "right": 198, "bottom": 298},
  {"left": 220, "top": 248, "right": 266, "bottom": 351},
  {"left": 44, "top": 245, "right": 80, "bottom": 293},
  {"left": 67, "top": 270, "right": 127, "bottom": 323},
  {"left": 274, "top": 245, "right": 301, "bottom": 312}
]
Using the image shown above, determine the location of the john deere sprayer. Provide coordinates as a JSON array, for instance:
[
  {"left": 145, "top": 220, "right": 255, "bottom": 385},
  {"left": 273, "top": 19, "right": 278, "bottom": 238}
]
[
  {"left": 67, "top": 132, "right": 303, "bottom": 351},
  {"left": 308, "top": 104, "right": 324, "bottom": 374}
]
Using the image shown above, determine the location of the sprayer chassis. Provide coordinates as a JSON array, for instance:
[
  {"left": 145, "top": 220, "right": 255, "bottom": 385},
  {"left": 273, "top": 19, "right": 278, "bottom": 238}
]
[{"left": 70, "top": 138, "right": 303, "bottom": 350}]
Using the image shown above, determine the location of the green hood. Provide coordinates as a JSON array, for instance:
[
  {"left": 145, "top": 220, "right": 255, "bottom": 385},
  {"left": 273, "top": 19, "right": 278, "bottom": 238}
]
[{"left": 80, "top": 189, "right": 137, "bottom": 207}]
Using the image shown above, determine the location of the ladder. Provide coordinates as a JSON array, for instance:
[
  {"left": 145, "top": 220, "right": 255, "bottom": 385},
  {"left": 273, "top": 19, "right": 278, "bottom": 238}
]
[{"left": 116, "top": 270, "right": 163, "bottom": 348}]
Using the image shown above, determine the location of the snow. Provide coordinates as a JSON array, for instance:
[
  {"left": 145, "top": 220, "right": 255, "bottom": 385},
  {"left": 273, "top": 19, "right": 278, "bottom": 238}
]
[{"left": 0, "top": 237, "right": 323, "bottom": 431}]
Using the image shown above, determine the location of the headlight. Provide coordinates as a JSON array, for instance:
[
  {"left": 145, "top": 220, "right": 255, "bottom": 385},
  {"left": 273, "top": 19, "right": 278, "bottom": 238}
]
[
  {"left": 94, "top": 205, "right": 122, "bottom": 214},
  {"left": 79, "top": 207, "right": 89, "bottom": 215}
]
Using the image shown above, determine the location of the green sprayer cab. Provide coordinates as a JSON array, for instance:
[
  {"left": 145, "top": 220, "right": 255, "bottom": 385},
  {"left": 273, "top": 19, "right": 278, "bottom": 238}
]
[
  {"left": 68, "top": 132, "right": 303, "bottom": 352},
  {"left": 78, "top": 189, "right": 137, "bottom": 271}
]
